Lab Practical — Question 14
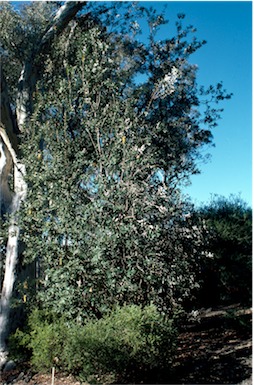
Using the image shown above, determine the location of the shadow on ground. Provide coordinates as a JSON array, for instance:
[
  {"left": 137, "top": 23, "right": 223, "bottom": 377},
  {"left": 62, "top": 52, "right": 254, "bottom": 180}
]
[{"left": 142, "top": 305, "right": 252, "bottom": 384}]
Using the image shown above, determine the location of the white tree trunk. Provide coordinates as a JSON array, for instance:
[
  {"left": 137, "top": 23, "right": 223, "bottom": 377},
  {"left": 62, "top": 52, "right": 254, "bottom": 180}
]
[
  {"left": 0, "top": 220, "right": 21, "bottom": 366},
  {"left": 0, "top": 126, "right": 27, "bottom": 368}
]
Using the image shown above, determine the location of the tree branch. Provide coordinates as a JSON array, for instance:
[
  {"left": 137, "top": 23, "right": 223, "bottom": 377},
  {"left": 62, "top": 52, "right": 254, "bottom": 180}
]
[
  {"left": 0, "top": 66, "right": 19, "bottom": 152},
  {"left": 38, "top": 1, "right": 86, "bottom": 54},
  {"left": 16, "top": 1, "right": 87, "bottom": 129}
]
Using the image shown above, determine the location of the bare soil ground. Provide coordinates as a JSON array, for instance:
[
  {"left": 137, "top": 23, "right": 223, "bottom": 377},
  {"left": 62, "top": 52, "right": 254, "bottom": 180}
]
[
  {"left": 170, "top": 304, "right": 252, "bottom": 384},
  {"left": 1, "top": 304, "right": 252, "bottom": 385}
]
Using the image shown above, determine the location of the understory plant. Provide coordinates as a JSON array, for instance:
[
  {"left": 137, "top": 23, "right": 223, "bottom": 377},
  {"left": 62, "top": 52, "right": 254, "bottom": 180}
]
[{"left": 10, "top": 304, "right": 178, "bottom": 383}]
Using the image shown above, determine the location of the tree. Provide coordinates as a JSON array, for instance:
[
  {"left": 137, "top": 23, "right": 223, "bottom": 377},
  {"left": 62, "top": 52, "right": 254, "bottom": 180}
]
[
  {"left": 0, "top": 0, "right": 89, "bottom": 367},
  {"left": 0, "top": 1, "right": 231, "bottom": 366},
  {"left": 195, "top": 195, "right": 252, "bottom": 307}
]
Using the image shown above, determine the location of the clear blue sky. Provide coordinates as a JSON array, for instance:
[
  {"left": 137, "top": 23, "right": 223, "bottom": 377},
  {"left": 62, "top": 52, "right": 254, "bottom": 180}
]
[
  {"left": 139, "top": 1, "right": 252, "bottom": 207},
  {"left": 11, "top": 1, "right": 252, "bottom": 207}
]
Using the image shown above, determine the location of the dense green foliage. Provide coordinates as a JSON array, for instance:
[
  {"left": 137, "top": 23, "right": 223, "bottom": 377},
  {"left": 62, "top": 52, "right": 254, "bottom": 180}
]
[
  {"left": 7, "top": 3, "right": 230, "bottom": 320},
  {"left": 10, "top": 304, "right": 177, "bottom": 383},
  {"left": 195, "top": 195, "right": 252, "bottom": 306}
]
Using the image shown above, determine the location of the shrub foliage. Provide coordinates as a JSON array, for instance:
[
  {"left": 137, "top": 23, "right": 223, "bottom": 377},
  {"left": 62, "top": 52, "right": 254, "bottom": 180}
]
[
  {"left": 196, "top": 195, "right": 252, "bottom": 306},
  {"left": 11, "top": 304, "right": 178, "bottom": 383}
]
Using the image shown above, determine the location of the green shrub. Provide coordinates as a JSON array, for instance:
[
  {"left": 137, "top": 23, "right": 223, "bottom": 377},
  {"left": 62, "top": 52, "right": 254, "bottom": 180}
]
[
  {"left": 11, "top": 304, "right": 178, "bottom": 383},
  {"left": 64, "top": 304, "right": 177, "bottom": 378},
  {"left": 9, "top": 308, "right": 68, "bottom": 369},
  {"left": 197, "top": 196, "right": 252, "bottom": 307}
]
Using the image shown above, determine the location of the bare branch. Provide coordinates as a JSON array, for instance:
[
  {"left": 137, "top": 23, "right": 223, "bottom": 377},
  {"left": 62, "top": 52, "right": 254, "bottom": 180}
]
[{"left": 38, "top": 1, "right": 86, "bottom": 54}]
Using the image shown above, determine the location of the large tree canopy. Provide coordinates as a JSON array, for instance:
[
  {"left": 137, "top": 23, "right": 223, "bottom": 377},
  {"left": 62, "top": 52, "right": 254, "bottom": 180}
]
[{"left": 0, "top": 1, "right": 231, "bottom": 367}]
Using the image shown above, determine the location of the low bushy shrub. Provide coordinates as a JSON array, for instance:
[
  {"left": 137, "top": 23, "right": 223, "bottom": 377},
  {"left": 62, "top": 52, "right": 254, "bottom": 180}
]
[
  {"left": 9, "top": 309, "right": 68, "bottom": 369},
  {"left": 10, "top": 304, "right": 178, "bottom": 383}
]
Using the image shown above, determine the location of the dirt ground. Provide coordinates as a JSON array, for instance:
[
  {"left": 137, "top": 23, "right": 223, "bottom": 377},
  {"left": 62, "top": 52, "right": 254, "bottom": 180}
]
[
  {"left": 170, "top": 305, "right": 252, "bottom": 384},
  {"left": 1, "top": 304, "right": 252, "bottom": 385}
]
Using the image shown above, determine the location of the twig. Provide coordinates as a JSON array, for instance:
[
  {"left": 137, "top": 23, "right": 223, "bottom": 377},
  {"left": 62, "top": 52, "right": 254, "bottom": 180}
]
[{"left": 51, "top": 367, "right": 55, "bottom": 385}]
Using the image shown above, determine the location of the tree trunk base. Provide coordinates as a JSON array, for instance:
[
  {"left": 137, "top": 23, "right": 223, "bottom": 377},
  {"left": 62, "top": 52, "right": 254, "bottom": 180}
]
[{"left": 0, "top": 350, "right": 8, "bottom": 371}]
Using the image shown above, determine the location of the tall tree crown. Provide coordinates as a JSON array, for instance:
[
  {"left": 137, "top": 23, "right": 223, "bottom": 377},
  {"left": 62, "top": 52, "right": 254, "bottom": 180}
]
[{"left": 0, "top": 1, "right": 231, "bottom": 320}]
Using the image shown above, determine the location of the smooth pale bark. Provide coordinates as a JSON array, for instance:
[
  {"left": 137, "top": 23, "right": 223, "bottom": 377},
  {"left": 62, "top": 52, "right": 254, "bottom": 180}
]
[
  {"left": 0, "top": 61, "right": 24, "bottom": 367},
  {"left": 0, "top": 119, "right": 27, "bottom": 364},
  {"left": 0, "top": 124, "right": 26, "bottom": 368},
  {"left": 0, "top": 1, "right": 87, "bottom": 368}
]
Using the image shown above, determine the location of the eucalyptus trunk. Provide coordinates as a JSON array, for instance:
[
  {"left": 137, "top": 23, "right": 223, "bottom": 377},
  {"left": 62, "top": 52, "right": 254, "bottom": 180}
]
[{"left": 0, "top": 69, "right": 25, "bottom": 367}]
